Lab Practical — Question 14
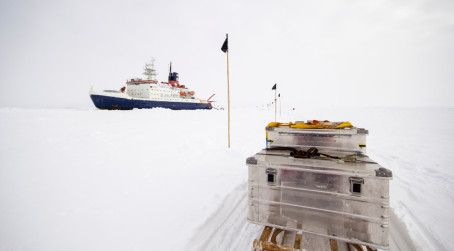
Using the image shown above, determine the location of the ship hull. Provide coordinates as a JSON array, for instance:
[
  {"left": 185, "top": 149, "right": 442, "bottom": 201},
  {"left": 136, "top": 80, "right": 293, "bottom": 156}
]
[{"left": 90, "top": 94, "right": 212, "bottom": 110}]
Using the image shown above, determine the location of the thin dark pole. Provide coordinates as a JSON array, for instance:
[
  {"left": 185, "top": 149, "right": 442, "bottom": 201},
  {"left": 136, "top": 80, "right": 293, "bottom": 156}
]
[
  {"left": 279, "top": 94, "right": 281, "bottom": 119},
  {"left": 274, "top": 88, "right": 277, "bottom": 122},
  {"left": 226, "top": 35, "right": 230, "bottom": 148}
]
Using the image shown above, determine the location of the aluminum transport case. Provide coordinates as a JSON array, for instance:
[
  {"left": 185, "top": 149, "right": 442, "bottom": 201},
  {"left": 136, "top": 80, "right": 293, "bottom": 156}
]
[
  {"left": 266, "top": 125, "right": 368, "bottom": 153},
  {"left": 247, "top": 149, "right": 392, "bottom": 249}
]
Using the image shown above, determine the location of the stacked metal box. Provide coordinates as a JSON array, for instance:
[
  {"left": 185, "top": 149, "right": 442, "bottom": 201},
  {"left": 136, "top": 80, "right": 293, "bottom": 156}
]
[{"left": 247, "top": 122, "right": 392, "bottom": 250}]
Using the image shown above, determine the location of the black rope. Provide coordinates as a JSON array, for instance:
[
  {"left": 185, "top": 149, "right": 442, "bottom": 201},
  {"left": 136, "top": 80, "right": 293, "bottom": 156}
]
[
  {"left": 266, "top": 147, "right": 340, "bottom": 159},
  {"left": 264, "top": 147, "right": 378, "bottom": 164}
]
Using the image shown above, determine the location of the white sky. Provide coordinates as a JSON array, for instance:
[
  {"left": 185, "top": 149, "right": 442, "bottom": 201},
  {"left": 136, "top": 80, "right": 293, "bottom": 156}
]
[{"left": 0, "top": 0, "right": 453, "bottom": 109}]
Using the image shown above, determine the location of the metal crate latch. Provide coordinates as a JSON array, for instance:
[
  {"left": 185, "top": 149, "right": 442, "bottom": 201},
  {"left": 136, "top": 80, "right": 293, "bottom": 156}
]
[
  {"left": 266, "top": 168, "right": 277, "bottom": 184},
  {"left": 349, "top": 177, "right": 364, "bottom": 194}
]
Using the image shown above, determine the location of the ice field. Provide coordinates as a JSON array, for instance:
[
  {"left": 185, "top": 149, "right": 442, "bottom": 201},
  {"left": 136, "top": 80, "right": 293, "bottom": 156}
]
[{"left": 0, "top": 107, "right": 453, "bottom": 251}]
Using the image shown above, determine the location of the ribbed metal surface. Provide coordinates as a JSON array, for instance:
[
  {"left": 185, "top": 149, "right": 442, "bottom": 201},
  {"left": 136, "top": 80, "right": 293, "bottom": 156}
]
[
  {"left": 266, "top": 127, "right": 368, "bottom": 153},
  {"left": 247, "top": 149, "right": 392, "bottom": 250}
]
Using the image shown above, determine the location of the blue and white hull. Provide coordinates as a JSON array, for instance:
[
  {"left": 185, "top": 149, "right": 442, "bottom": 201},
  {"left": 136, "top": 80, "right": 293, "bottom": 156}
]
[{"left": 90, "top": 93, "right": 212, "bottom": 110}]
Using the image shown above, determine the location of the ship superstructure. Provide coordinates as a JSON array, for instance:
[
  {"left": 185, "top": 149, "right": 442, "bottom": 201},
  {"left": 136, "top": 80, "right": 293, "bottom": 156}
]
[{"left": 89, "top": 59, "right": 212, "bottom": 110}]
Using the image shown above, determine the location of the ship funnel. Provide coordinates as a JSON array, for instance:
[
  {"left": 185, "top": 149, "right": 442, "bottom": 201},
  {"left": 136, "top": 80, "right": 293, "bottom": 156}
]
[{"left": 168, "top": 61, "right": 179, "bottom": 82}]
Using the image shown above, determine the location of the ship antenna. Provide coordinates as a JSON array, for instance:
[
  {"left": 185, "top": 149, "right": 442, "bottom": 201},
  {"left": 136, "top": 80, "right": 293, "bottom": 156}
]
[
  {"left": 143, "top": 57, "right": 157, "bottom": 80},
  {"left": 151, "top": 57, "right": 157, "bottom": 81},
  {"left": 168, "top": 62, "right": 172, "bottom": 82}
]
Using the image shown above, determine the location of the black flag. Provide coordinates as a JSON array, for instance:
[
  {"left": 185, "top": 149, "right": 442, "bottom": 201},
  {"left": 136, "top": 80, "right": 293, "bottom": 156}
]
[
  {"left": 278, "top": 93, "right": 280, "bottom": 97},
  {"left": 221, "top": 34, "right": 228, "bottom": 53},
  {"left": 272, "top": 84, "right": 276, "bottom": 90}
]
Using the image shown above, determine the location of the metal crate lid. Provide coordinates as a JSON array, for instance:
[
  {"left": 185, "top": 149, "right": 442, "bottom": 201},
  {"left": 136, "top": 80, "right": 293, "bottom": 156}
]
[
  {"left": 265, "top": 121, "right": 369, "bottom": 135},
  {"left": 247, "top": 149, "right": 392, "bottom": 179},
  {"left": 267, "top": 126, "right": 368, "bottom": 136}
]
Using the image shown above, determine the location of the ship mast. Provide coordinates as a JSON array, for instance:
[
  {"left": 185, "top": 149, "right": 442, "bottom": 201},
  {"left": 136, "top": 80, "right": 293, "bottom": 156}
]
[{"left": 143, "top": 58, "right": 158, "bottom": 80}]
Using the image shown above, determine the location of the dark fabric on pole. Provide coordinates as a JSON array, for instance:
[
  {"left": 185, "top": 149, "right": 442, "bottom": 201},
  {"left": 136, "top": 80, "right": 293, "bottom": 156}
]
[
  {"left": 272, "top": 84, "right": 276, "bottom": 90},
  {"left": 221, "top": 35, "right": 228, "bottom": 53},
  {"left": 278, "top": 93, "right": 280, "bottom": 97}
]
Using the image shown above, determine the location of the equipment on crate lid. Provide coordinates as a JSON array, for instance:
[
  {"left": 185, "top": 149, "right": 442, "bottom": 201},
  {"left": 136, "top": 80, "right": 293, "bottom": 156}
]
[{"left": 267, "top": 120, "right": 353, "bottom": 129}]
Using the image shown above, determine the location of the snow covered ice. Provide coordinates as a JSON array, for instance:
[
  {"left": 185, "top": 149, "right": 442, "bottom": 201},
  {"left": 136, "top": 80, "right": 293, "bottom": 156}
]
[{"left": 0, "top": 107, "right": 453, "bottom": 251}]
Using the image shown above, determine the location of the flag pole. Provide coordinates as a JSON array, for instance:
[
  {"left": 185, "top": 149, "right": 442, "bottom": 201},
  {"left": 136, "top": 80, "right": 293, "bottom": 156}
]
[
  {"left": 227, "top": 51, "right": 230, "bottom": 148},
  {"left": 279, "top": 94, "right": 281, "bottom": 119},
  {"left": 274, "top": 86, "right": 277, "bottom": 122},
  {"left": 221, "top": 33, "right": 230, "bottom": 148}
]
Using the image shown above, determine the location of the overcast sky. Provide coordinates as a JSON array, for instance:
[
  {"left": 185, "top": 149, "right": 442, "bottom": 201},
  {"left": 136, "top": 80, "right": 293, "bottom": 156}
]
[{"left": 0, "top": 0, "right": 453, "bottom": 109}]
